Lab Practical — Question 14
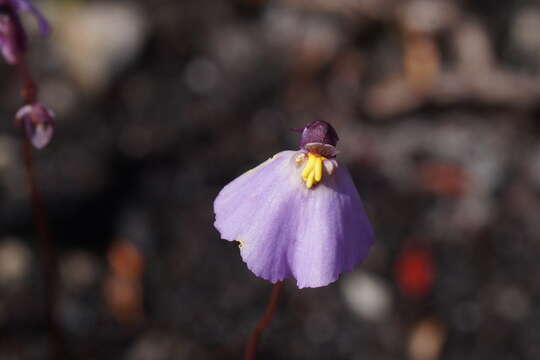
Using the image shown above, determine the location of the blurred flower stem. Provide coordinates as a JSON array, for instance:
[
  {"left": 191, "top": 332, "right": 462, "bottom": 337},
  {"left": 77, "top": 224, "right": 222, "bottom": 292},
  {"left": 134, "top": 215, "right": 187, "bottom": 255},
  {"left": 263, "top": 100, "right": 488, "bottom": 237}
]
[
  {"left": 245, "top": 281, "right": 284, "bottom": 360},
  {"left": 17, "top": 56, "right": 65, "bottom": 360},
  {"left": 16, "top": 58, "right": 36, "bottom": 102}
]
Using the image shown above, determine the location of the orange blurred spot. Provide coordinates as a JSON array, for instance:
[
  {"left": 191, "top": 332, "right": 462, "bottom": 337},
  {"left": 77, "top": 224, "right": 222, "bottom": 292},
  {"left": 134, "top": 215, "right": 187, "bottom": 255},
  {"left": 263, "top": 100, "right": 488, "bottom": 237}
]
[
  {"left": 408, "top": 318, "right": 446, "bottom": 360},
  {"left": 105, "top": 240, "right": 145, "bottom": 324},
  {"left": 107, "top": 240, "right": 144, "bottom": 280},
  {"left": 395, "top": 245, "right": 435, "bottom": 299},
  {"left": 419, "top": 162, "right": 468, "bottom": 197},
  {"left": 104, "top": 275, "right": 144, "bottom": 324},
  {"left": 404, "top": 32, "right": 441, "bottom": 93}
]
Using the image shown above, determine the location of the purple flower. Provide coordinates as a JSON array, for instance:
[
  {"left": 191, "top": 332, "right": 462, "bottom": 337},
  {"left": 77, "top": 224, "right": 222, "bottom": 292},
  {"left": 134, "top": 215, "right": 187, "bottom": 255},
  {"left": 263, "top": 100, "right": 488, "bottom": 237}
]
[
  {"left": 0, "top": 0, "right": 49, "bottom": 64},
  {"left": 214, "top": 121, "right": 374, "bottom": 288},
  {"left": 16, "top": 102, "right": 54, "bottom": 149}
]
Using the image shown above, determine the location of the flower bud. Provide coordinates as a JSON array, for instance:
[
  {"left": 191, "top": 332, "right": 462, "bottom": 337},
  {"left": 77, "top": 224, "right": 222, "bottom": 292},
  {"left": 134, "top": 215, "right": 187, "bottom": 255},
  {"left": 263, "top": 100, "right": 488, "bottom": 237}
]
[{"left": 16, "top": 102, "right": 54, "bottom": 149}]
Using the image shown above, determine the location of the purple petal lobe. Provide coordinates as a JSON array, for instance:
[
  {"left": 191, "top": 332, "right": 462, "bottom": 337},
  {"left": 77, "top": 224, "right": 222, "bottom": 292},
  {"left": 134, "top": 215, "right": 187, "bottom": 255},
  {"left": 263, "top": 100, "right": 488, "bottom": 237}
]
[
  {"left": 291, "top": 162, "right": 374, "bottom": 287},
  {"left": 12, "top": 0, "right": 49, "bottom": 35},
  {"left": 214, "top": 151, "right": 374, "bottom": 288},
  {"left": 0, "top": 10, "right": 26, "bottom": 64},
  {"left": 28, "top": 121, "right": 53, "bottom": 148}
]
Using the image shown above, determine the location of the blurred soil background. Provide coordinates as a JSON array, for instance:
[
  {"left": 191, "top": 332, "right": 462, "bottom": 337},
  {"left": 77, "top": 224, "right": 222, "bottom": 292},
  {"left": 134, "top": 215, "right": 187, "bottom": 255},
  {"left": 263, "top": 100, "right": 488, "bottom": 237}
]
[{"left": 1, "top": 0, "right": 540, "bottom": 359}]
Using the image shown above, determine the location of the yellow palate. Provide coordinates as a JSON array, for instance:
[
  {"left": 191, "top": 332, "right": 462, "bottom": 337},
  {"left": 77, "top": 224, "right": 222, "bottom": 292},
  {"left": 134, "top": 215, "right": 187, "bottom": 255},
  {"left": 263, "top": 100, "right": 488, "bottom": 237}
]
[
  {"left": 301, "top": 154, "right": 315, "bottom": 179},
  {"left": 302, "top": 153, "right": 326, "bottom": 188},
  {"left": 314, "top": 156, "right": 322, "bottom": 181}
]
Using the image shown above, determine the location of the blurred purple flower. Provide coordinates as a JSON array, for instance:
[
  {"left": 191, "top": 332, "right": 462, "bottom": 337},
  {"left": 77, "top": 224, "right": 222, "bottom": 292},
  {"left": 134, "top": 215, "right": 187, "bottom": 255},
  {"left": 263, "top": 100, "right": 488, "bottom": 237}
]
[
  {"left": 0, "top": 0, "right": 49, "bottom": 64},
  {"left": 16, "top": 102, "right": 54, "bottom": 149},
  {"left": 214, "top": 121, "right": 374, "bottom": 288}
]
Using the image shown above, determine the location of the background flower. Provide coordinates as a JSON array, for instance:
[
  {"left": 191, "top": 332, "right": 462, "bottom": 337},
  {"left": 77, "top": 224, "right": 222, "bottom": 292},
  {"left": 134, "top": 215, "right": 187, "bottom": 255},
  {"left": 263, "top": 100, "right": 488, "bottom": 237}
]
[
  {"left": 0, "top": 0, "right": 49, "bottom": 64},
  {"left": 16, "top": 102, "right": 54, "bottom": 149}
]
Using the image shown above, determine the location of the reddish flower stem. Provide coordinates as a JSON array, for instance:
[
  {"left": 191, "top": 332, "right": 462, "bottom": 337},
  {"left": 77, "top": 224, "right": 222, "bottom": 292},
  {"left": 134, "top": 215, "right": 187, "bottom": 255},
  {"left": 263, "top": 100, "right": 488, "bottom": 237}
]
[
  {"left": 16, "top": 58, "right": 37, "bottom": 104},
  {"left": 17, "top": 57, "right": 64, "bottom": 360},
  {"left": 244, "top": 281, "right": 284, "bottom": 360}
]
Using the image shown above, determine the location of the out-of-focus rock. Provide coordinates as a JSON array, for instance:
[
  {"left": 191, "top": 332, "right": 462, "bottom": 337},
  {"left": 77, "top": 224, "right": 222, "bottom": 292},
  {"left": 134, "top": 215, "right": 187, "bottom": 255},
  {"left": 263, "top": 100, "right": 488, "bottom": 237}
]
[
  {"left": 526, "top": 144, "right": 540, "bottom": 189},
  {"left": 56, "top": 2, "right": 147, "bottom": 93},
  {"left": 125, "top": 332, "right": 174, "bottom": 360},
  {"left": 493, "top": 286, "right": 530, "bottom": 322},
  {"left": 364, "top": 76, "right": 422, "bottom": 118},
  {"left": 452, "top": 301, "right": 482, "bottom": 333},
  {"left": 0, "top": 238, "right": 32, "bottom": 285},
  {"left": 60, "top": 251, "right": 100, "bottom": 291},
  {"left": 304, "top": 312, "right": 338, "bottom": 344},
  {"left": 104, "top": 274, "right": 144, "bottom": 325},
  {"left": 264, "top": 9, "right": 343, "bottom": 73},
  {"left": 341, "top": 271, "right": 392, "bottom": 322},
  {"left": 126, "top": 332, "right": 211, "bottom": 360},
  {"left": 183, "top": 58, "right": 221, "bottom": 95},
  {"left": 453, "top": 20, "right": 493, "bottom": 73},
  {"left": 0, "top": 136, "right": 18, "bottom": 171},
  {"left": 408, "top": 318, "right": 446, "bottom": 360},
  {"left": 39, "top": 79, "right": 77, "bottom": 117},
  {"left": 278, "top": 0, "right": 394, "bottom": 21},
  {"left": 403, "top": 33, "right": 441, "bottom": 93},
  {"left": 210, "top": 24, "right": 262, "bottom": 72},
  {"left": 511, "top": 8, "right": 540, "bottom": 60},
  {"left": 399, "top": 0, "right": 458, "bottom": 33}
]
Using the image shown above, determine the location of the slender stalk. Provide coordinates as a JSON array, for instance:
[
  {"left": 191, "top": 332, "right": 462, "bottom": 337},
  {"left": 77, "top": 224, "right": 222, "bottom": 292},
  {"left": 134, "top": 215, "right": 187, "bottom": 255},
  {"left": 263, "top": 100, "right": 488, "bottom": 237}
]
[
  {"left": 16, "top": 59, "right": 37, "bottom": 104},
  {"left": 17, "top": 57, "right": 64, "bottom": 360},
  {"left": 244, "top": 281, "right": 284, "bottom": 360}
]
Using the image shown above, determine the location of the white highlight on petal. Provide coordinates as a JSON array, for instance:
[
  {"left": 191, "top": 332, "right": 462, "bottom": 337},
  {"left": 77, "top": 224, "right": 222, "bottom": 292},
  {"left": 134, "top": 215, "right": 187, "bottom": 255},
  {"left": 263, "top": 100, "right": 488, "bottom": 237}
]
[
  {"left": 323, "top": 159, "right": 338, "bottom": 175},
  {"left": 295, "top": 152, "right": 307, "bottom": 166}
]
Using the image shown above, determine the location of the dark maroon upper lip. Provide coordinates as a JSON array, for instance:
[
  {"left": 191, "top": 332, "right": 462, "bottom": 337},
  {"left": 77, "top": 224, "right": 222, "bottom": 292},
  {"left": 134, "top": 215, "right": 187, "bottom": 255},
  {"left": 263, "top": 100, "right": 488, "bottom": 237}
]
[{"left": 300, "top": 120, "right": 339, "bottom": 149}]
